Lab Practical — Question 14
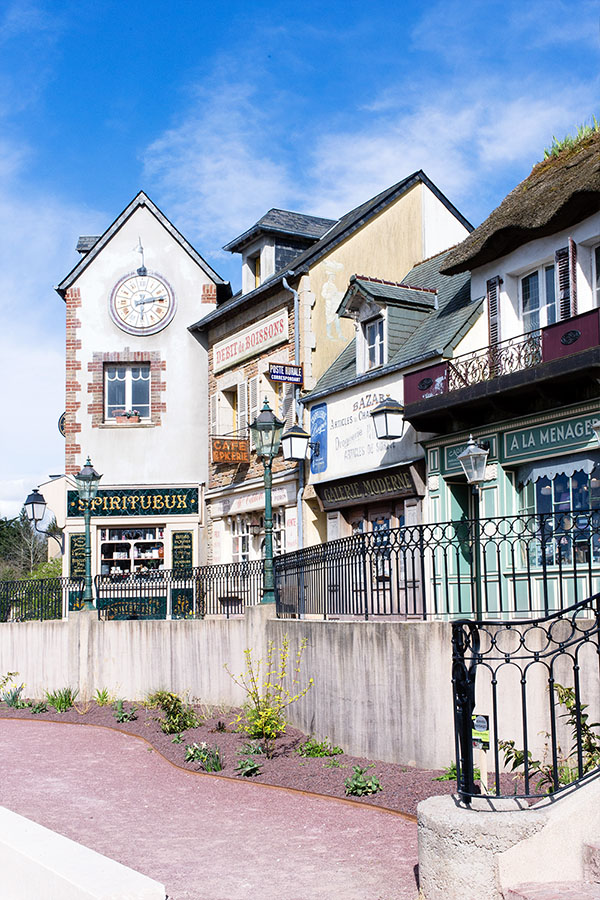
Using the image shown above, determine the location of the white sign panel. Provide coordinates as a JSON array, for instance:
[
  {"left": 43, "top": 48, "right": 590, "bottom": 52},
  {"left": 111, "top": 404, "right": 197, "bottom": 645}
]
[
  {"left": 210, "top": 481, "right": 297, "bottom": 517},
  {"left": 213, "top": 309, "right": 288, "bottom": 373},
  {"left": 308, "top": 373, "right": 423, "bottom": 484}
]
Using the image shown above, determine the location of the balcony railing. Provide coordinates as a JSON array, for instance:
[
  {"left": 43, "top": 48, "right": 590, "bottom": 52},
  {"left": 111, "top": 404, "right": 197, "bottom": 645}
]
[{"left": 447, "top": 329, "right": 542, "bottom": 391}]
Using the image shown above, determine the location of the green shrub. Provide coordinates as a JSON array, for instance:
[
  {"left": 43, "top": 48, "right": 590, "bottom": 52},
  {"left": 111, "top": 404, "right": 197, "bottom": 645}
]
[
  {"left": 113, "top": 699, "right": 137, "bottom": 723},
  {"left": 29, "top": 701, "right": 48, "bottom": 714},
  {"left": 344, "top": 765, "right": 382, "bottom": 797},
  {"left": 236, "top": 756, "right": 262, "bottom": 777},
  {"left": 45, "top": 687, "right": 78, "bottom": 712},
  {"left": 240, "top": 740, "right": 265, "bottom": 756},
  {"left": 296, "top": 736, "right": 343, "bottom": 758},
  {"left": 1, "top": 683, "right": 27, "bottom": 708},
  {"left": 226, "top": 635, "right": 314, "bottom": 758},
  {"left": 434, "top": 761, "right": 481, "bottom": 782},
  {"left": 147, "top": 690, "right": 200, "bottom": 734},
  {"left": 94, "top": 688, "right": 113, "bottom": 706},
  {"left": 184, "top": 742, "right": 222, "bottom": 772}
]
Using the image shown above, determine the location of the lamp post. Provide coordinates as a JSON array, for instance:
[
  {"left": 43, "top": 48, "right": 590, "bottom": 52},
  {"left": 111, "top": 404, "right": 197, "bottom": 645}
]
[
  {"left": 249, "top": 401, "right": 284, "bottom": 604},
  {"left": 73, "top": 457, "right": 102, "bottom": 610},
  {"left": 24, "top": 489, "right": 65, "bottom": 553},
  {"left": 370, "top": 397, "right": 405, "bottom": 441},
  {"left": 457, "top": 436, "right": 489, "bottom": 619},
  {"left": 281, "top": 423, "right": 320, "bottom": 461}
]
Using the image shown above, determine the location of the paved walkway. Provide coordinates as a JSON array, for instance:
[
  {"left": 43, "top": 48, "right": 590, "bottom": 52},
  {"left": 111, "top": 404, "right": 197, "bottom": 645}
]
[{"left": 0, "top": 720, "right": 419, "bottom": 900}]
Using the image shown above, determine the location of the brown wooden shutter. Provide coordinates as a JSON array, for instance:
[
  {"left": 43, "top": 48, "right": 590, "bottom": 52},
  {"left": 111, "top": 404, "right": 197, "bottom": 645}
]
[
  {"left": 487, "top": 277, "right": 501, "bottom": 345},
  {"left": 569, "top": 237, "right": 577, "bottom": 317},
  {"left": 556, "top": 246, "right": 571, "bottom": 319}
]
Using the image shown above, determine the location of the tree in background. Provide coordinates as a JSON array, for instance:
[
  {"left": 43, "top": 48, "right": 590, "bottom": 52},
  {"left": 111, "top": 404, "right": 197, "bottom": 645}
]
[{"left": 0, "top": 509, "right": 47, "bottom": 580}]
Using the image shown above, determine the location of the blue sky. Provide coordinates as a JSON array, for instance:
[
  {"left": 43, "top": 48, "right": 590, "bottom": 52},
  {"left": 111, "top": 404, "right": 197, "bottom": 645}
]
[{"left": 0, "top": 0, "right": 598, "bottom": 516}]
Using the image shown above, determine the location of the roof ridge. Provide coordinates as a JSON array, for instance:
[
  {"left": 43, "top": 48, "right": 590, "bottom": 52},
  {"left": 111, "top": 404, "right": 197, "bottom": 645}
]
[{"left": 353, "top": 274, "right": 437, "bottom": 293}]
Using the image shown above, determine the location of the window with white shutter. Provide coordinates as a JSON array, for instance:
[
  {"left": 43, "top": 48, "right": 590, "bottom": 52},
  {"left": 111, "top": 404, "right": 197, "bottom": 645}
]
[
  {"left": 237, "top": 382, "right": 248, "bottom": 436},
  {"left": 210, "top": 393, "right": 218, "bottom": 435},
  {"left": 281, "top": 383, "right": 295, "bottom": 429},
  {"left": 248, "top": 375, "right": 259, "bottom": 426}
]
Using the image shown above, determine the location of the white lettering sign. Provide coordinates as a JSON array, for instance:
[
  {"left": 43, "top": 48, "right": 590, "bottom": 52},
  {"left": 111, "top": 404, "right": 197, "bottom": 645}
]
[{"left": 213, "top": 309, "right": 288, "bottom": 373}]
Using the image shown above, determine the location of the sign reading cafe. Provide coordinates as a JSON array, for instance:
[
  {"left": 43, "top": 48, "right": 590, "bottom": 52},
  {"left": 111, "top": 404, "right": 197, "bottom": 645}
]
[{"left": 67, "top": 487, "right": 198, "bottom": 517}]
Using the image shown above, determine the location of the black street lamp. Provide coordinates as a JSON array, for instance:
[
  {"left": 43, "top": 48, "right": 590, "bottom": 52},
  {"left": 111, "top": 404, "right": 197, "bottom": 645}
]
[
  {"left": 457, "top": 435, "right": 489, "bottom": 619},
  {"left": 24, "top": 489, "right": 65, "bottom": 553},
  {"left": 249, "top": 401, "right": 284, "bottom": 604},
  {"left": 73, "top": 457, "right": 102, "bottom": 610},
  {"left": 281, "top": 424, "right": 320, "bottom": 462},
  {"left": 370, "top": 397, "right": 405, "bottom": 441}
]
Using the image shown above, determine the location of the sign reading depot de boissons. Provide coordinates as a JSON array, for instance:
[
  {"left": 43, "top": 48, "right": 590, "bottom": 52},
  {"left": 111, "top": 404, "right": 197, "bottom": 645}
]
[
  {"left": 309, "top": 374, "right": 414, "bottom": 482},
  {"left": 213, "top": 309, "right": 288, "bottom": 373}
]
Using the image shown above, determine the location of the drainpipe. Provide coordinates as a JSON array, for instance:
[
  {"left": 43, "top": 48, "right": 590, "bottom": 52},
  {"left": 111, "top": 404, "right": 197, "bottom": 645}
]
[{"left": 282, "top": 272, "right": 304, "bottom": 551}]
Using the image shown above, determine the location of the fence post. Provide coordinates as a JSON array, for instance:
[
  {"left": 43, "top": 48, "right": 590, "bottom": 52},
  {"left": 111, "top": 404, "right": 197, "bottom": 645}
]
[{"left": 452, "top": 620, "right": 480, "bottom": 804}]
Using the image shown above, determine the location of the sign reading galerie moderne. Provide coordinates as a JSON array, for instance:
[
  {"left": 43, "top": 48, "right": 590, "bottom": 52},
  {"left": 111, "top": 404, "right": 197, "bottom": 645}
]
[
  {"left": 213, "top": 309, "right": 288, "bottom": 373},
  {"left": 503, "top": 411, "right": 600, "bottom": 462},
  {"left": 315, "top": 466, "right": 415, "bottom": 510},
  {"left": 67, "top": 487, "right": 199, "bottom": 517}
]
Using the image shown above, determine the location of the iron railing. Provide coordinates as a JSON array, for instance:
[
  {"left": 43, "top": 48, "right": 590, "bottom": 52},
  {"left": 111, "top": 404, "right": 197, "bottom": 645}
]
[
  {"left": 275, "top": 511, "right": 600, "bottom": 620},
  {"left": 0, "top": 576, "right": 83, "bottom": 621},
  {"left": 447, "top": 329, "right": 542, "bottom": 392},
  {"left": 452, "top": 592, "right": 600, "bottom": 803},
  {"left": 95, "top": 561, "right": 264, "bottom": 620}
]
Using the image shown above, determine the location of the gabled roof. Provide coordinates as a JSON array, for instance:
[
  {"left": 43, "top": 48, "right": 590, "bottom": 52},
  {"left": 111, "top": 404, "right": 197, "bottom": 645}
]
[
  {"left": 337, "top": 275, "right": 438, "bottom": 317},
  {"left": 442, "top": 130, "right": 600, "bottom": 276},
  {"left": 191, "top": 170, "right": 473, "bottom": 332},
  {"left": 303, "top": 250, "right": 479, "bottom": 401},
  {"left": 56, "top": 191, "right": 231, "bottom": 300},
  {"left": 223, "top": 208, "right": 336, "bottom": 253}
]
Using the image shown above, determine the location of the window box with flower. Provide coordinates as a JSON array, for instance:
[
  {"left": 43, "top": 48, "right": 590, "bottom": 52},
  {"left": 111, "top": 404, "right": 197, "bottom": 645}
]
[{"left": 114, "top": 409, "right": 141, "bottom": 424}]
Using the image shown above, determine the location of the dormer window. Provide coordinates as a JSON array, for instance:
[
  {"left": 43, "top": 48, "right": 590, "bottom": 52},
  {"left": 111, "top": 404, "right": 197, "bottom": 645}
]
[
  {"left": 359, "top": 315, "right": 385, "bottom": 372},
  {"left": 251, "top": 253, "right": 261, "bottom": 289}
]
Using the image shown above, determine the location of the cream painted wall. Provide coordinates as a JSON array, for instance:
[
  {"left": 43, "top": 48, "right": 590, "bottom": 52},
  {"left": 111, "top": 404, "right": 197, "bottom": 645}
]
[{"left": 74, "top": 205, "right": 215, "bottom": 486}]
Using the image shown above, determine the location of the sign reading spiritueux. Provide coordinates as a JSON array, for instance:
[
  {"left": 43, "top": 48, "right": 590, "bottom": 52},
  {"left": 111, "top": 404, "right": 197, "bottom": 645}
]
[
  {"left": 211, "top": 438, "right": 250, "bottom": 464},
  {"left": 67, "top": 487, "right": 199, "bottom": 517}
]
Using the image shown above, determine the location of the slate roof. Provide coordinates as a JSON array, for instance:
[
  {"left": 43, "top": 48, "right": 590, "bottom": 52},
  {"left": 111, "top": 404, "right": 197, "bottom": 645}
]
[
  {"left": 57, "top": 191, "right": 231, "bottom": 300},
  {"left": 303, "top": 250, "right": 479, "bottom": 401},
  {"left": 191, "top": 170, "right": 473, "bottom": 332},
  {"left": 442, "top": 129, "right": 600, "bottom": 275},
  {"left": 223, "top": 208, "right": 336, "bottom": 252}
]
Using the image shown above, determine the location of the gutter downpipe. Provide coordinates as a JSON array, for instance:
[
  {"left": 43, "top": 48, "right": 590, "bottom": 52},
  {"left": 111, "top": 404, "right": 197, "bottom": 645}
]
[{"left": 282, "top": 273, "right": 305, "bottom": 556}]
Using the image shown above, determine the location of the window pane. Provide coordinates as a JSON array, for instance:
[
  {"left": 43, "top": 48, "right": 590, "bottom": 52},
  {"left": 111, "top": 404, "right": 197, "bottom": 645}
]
[
  {"left": 106, "top": 375, "right": 126, "bottom": 417},
  {"left": 544, "top": 265, "right": 557, "bottom": 326},
  {"left": 595, "top": 246, "right": 600, "bottom": 304},
  {"left": 522, "top": 272, "right": 540, "bottom": 331},
  {"left": 131, "top": 375, "right": 150, "bottom": 416}
]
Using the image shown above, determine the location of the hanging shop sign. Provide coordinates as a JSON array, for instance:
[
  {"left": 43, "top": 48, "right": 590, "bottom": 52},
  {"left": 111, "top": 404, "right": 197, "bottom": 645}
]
[
  {"left": 172, "top": 531, "right": 193, "bottom": 569},
  {"left": 268, "top": 363, "right": 303, "bottom": 385},
  {"left": 211, "top": 438, "right": 250, "bottom": 464},
  {"left": 443, "top": 436, "right": 497, "bottom": 474},
  {"left": 503, "top": 411, "right": 600, "bottom": 463},
  {"left": 67, "top": 487, "right": 199, "bottom": 518},
  {"left": 315, "top": 465, "right": 415, "bottom": 510},
  {"left": 213, "top": 309, "right": 288, "bottom": 373}
]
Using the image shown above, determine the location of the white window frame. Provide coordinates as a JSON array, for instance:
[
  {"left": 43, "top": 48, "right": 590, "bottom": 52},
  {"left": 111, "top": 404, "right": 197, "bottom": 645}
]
[
  {"left": 362, "top": 315, "right": 385, "bottom": 371},
  {"left": 519, "top": 263, "right": 557, "bottom": 333},
  {"left": 104, "top": 364, "right": 150, "bottom": 422},
  {"left": 593, "top": 244, "right": 600, "bottom": 307}
]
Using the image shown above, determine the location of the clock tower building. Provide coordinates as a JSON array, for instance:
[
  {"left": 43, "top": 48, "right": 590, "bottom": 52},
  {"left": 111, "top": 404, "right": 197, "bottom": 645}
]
[{"left": 55, "top": 192, "right": 231, "bottom": 589}]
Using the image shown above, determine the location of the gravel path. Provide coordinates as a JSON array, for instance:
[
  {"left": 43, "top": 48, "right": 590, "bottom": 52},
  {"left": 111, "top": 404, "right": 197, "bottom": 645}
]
[{"left": 0, "top": 720, "right": 420, "bottom": 900}]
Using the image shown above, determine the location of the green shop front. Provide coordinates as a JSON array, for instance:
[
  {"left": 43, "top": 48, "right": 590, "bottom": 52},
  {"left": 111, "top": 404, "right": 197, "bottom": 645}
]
[
  {"left": 422, "top": 403, "right": 600, "bottom": 616},
  {"left": 65, "top": 485, "right": 201, "bottom": 618}
]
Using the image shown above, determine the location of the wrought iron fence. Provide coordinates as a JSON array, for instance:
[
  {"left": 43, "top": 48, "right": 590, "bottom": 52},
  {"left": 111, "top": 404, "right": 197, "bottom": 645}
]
[
  {"left": 274, "top": 511, "right": 600, "bottom": 620},
  {"left": 0, "top": 576, "right": 83, "bottom": 621},
  {"left": 452, "top": 592, "right": 600, "bottom": 803},
  {"left": 95, "top": 560, "right": 264, "bottom": 620},
  {"left": 447, "top": 329, "right": 542, "bottom": 392}
]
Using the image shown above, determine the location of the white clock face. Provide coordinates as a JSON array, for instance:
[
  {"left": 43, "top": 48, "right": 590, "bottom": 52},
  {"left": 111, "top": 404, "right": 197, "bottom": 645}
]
[{"left": 109, "top": 272, "right": 176, "bottom": 335}]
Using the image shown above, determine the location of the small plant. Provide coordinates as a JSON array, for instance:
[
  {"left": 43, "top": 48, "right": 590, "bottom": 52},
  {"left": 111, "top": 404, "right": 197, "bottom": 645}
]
[
  {"left": 184, "top": 741, "right": 222, "bottom": 772},
  {"left": 29, "top": 701, "right": 48, "bottom": 714},
  {"left": 236, "top": 756, "right": 262, "bottom": 777},
  {"left": 1, "top": 683, "right": 27, "bottom": 708},
  {"left": 434, "top": 761, "right": 481, "bottom": 782},
  {"left": 296, "top": 736, "right": 343, "bottom": 758},
  {"left": 172, "top": 733, "right": 184, "bottom": 744},
  {"left": 344, "top": 765, "right": 382, "bottom": 797},
  {"left": 214, "top": 720, "right": 227, "bottom": 733},
  {"left": 147, "top": 690, "right": 200, "bottom": 734},
  {"left": 0, "top": 672, "right": 18, "bottom": 693},
  {"left": 323, "top": 758, "right": 341, "bottom": 768},
  {"left": 226, "top": 635, "right": 314, "bottom": 758},
  {"left": 45, "top": 687, "right": 78, "bottom": 713},
  {"left": 94, "top": 688, "right": 113, "bottom": 706},
  {"left": 543, "top": 117, "right": 600, "bottom": 159},
  {"left": 240, "top": 740, "right": 265, "bottom": 756},
  {"left": 113, "top": 699, "right": 138, "bottom": 723}
]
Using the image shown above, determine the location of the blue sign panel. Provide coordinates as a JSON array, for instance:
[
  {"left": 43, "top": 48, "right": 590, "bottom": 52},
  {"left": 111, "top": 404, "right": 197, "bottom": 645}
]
[{"left": 310, "top": 403, "right": 327, "bottom": 474}]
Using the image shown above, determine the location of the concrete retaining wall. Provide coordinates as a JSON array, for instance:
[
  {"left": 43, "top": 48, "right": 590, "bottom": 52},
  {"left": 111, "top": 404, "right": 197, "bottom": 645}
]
[{"left": 0, "top": 608, "right": 454, "bottom": 769}]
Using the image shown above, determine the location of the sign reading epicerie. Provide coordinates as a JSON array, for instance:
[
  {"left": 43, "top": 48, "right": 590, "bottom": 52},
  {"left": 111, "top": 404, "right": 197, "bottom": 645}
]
[
  {"left": 213, "top": 309, "right": 288, "bottom": 373},
  {"left": 308, "top": 373, "right": 419, "bottom": 483}
]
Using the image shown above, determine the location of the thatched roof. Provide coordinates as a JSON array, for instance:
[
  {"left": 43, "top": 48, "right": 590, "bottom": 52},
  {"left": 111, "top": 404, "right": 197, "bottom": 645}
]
[{"left": 441, "top": 131, "right": 600, "bottom": 276}]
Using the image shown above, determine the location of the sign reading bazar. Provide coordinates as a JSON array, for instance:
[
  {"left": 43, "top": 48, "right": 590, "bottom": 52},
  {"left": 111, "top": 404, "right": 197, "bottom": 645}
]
[
  {"left": 67, "top": 487, "right": 198, "bottom": 517},
  {"left": 213, "top": 309, "right": 288, "bottom": 373},
  {"left": 211, "top": 438, "right": 250, "bottom": 464},
  {"left": 315, "top": 465, "right": 415, "bottom": 510}
]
